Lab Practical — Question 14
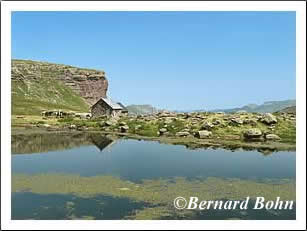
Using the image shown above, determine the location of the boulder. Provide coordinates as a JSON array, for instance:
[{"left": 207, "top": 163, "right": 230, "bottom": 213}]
[
  {"left": 135, "top": 125, "right": 142, "bottom": 130},
  {"left": 69, "top": 124, "right": 77, "bottom": 129},
  {"left": 175, "top": 131, "right": 190, "bottom": 137},
  {"left": 120, "top": 125, "right": 129, "bottom": 132},
  {"left": 243, "top": 128, "right": 263, "bottom": 139},
  {"left": 164, "top": 118, "right": 173, "bottom": 124},
  {"left": 76, "top": 126, "right": 84, "bottom": 131},
  {"left": 181, "top": 128, "right": 190, "bottom": 132},
  {"left": 265, "top": 134, "right": 281, "bottom": 141},
  {"left": 159, "top": 128, "right": 168, "bottom": 133},
  {"left": 201, "top": 121, "right": 214, "bottom": 130},
  {"left": 104, "top": 121, "right": 114, "bottom": 126},
  {"left": 212, "top": 120, "right": 221, "bottom": 126},
  {"left": 243, "top": 119, "right": 257, "bottom": 126},
  {"left": 196, "top": 130, "right": 212, "bottom": 139},
  {"left": 261, "top": 113, "right": 277, "bottom": 125},
  {"left": 230, "top": 118, "right": 243, "bottom": 125}
]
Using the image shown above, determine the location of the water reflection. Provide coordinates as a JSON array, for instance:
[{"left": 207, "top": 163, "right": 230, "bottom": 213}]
[
  {"left": 12, "top": 139, "right": 295, "bottom": 181},
  {"left": 89, "top": 134, "right": 117, "bottom": 152},
  {"left": 12, "top": 133, "right": 117, "bottom": 154},
  {"left": 11, "top": 133, "right": 296, "bottom": 220},
  {"left": 12, "top": 132, "right": 287, "bottom": 156}
]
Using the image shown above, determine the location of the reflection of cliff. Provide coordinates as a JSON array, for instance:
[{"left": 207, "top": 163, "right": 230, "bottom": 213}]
[{"left": 12, "top": 133, "right": 116, "bottom": 154}]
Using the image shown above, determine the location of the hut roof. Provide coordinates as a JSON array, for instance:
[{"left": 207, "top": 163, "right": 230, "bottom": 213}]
[
  {"left": 95, "top": 97, "right": 123, "bottom": 110},
  {"left": 117, "top": 102, "right": 128, "bottom": 111}
]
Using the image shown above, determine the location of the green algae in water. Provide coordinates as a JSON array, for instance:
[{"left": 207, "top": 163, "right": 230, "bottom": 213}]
[
  {"left": 12, "top": 174, "right": 295, "bottom": 220},
  {"left": 12, "top": 192, "right": 149, "bottom": 220}
]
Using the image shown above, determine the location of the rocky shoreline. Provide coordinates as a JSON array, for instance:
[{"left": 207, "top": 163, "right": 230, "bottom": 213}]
[{"left": 12, "top": 110, "right": 296, "bottom": 153}]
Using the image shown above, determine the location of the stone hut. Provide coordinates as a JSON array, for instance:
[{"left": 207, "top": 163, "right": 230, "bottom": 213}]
[{"left": 91, "top": 97, "right": 125, "bottom": 118}]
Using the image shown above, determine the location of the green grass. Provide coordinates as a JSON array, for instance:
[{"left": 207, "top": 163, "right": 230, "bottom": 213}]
[
  {"left": 124, "top": 119, "right": 159, "bottom": 137},
  {"left": 274, "top": 119, "right": 296, "bottom": 144},
  {"left": 12, "top": 78, "right": 90, "bottom": 115}
]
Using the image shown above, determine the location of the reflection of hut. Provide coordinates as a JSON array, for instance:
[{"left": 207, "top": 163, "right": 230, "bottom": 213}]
[{"left": 89, "top": 134, "right": 116, "bottom": 151}]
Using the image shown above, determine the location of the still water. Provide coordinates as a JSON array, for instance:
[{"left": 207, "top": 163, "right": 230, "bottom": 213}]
[{"left": 11, "top": 133, "right": 296, "bottom": 220}]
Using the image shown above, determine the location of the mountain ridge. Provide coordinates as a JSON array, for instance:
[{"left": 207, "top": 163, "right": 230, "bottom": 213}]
[
  {"left": 11, "top": 59, "right": 108, "bottom": 115},
  {"left": 211, "top": 99, "right": 296, "bottom": 113}
]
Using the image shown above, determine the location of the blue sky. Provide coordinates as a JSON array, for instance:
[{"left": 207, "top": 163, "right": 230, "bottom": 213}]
[{"left": 12, "top": 11, "right": 296, "bottom": 110}]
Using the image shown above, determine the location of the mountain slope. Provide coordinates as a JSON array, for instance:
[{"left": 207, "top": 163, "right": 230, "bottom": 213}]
[
  {"left": 12, "top": 77, "right": 90, "bottom": 115},
  {"left": 277, "top": 106, "right": 296, "bottom": 114},
  {"left": 11, "top": 59, "right": 108, "bottom": 115}
]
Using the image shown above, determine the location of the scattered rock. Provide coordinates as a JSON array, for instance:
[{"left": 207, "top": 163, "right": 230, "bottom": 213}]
[
  {"left": 181, "top": 128, "right": 190, "bottom": 132},
  {"left": 135, "top": 125, "right": 142, "bottom": 130},
  {"left": 164, "top": 118, "right": 173, "bottom": 124},
  {"left": 243, "top": 119, "right": 257, "bottom": 126},
  {"left": 265, "top": 134, "right": 281, "bottom": 141},
  {"left": 104, "top": 121, "right": 114, "bottom": 126},
  {"left": 77, "top": 126, "right": 84, "bottom": 131},
  {"left": 243, "top": 128, "right": 263, "bottom": 140},
  {"left": 159, "top": 128, "right": 168, "bottom": 133},
  {"left": 212, "top": 120, "right": 221, "bottom": 125},
  {"left": 119, "top": 121, "right": 127, "bottom": 126},
  {"left": 196, "top": 130, "right": 212, "bottom": 139},
  {"left": 230, "top": 118, "right": 243, "bottom": 125},
  {"left": 175, "top": 131, "right": 190, "bottom": 137},
  {"left": 120, "top": 125, "right": 129, "bottom": 132},
  {"left": 261, "top": 113, "right": 277, "bottom": 125},
  {"left": 201, "top": 121, "right": 214, "bottom": 130},
  {"left": 69, "top": 124, "right": 77, "bottom": 129}
]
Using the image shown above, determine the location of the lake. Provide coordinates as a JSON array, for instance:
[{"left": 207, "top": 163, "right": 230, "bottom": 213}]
[{"left": 11, "top": 133, "right": 296, "bottom": 220}]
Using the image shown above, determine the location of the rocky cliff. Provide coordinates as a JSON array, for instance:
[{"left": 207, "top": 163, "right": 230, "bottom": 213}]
[{"left": 12, "top": 59, "right": 108, "bottom": 105}]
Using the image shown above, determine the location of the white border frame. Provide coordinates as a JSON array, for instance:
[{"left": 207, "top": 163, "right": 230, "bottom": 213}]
[{"left": 1, "top": 1, "right": 306, "bottom": 230}]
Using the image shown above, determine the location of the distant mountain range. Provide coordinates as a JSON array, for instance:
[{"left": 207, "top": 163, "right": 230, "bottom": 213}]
[
  {"left": 278, "top": 106, "right": 296, "bottom": 114},
  {"left": 127, "top": 100, "right": 296, "bottom": 115},
  {"left": 211, "top": 100, "right": 296, "bottom": 113},
  {"left": 125, "top": 104, "right": 159, "bottom": 115}
]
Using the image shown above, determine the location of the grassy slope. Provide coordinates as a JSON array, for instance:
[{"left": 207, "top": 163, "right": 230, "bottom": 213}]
[
  {"left": 12, "top": 60, "right": 90, "bottom": 115},
  {"left": 12, "top": 78, "right": 89, "bottom": 115}
]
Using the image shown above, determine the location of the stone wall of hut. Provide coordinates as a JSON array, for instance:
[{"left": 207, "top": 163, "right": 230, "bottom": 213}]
[{"left": 91, "top": 100, "right": 112, "bottom": 118}]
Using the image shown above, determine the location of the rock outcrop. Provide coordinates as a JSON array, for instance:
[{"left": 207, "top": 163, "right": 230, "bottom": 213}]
[
  {"left": 243, "top": 128, "right": 263, "bottom": 140},
  {"left": 12, "top": 59, "right": 108, "bottom": 105},
  {"left": 196, "top": 130, "right": 212, "bottom": 139},
  {"left": 265, "top": 134, "right": 281, "bottom": 141},
  {"left": 260, "top": 113, "right": 278, "bottom": 125}
]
